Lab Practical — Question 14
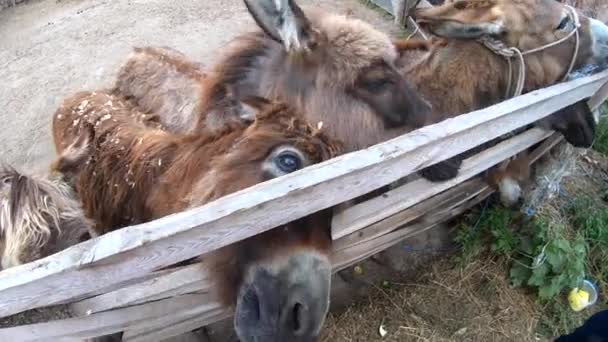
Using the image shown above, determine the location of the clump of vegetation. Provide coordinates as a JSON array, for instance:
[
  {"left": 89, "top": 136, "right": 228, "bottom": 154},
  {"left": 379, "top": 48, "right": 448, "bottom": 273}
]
[
  {"left": 594, "top": 108, "right": 608, "bottom": 156},
  {"left": 454, "top": 191, "right": 608, "bottom": 336},
  {"left": 455, "top": 207, "right": 587, "bottom": 301}
]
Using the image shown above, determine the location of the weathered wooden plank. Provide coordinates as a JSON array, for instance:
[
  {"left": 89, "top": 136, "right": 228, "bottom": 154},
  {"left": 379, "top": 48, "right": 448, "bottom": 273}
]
[
  {"left": 0, "top": 294, "right": 218, "bottom": 341},
  {"left": 0, "top": 70, "right": 606, "bottom": 318},
  {"left": 332, "top": 183, "right": 493, "bottom": 271},
  {"left": 588, "top": 80, "right": 608, "bottom": 111},
  {"left": 335, "top": 131, "right": 562, "bottom": 252},
  {"left": 122, "top": 307, "right": 230, "bottom": 342},
  {"left": 332, "top": 128, "right": 553, "bottom": 239},
  {"left": 333, "top": 178, "right": 488, "bottom": 254},
  {"left": 86, "top": 183, "right": 491, "bottom": 340},
  {"left": 71, "top": 263, "right": 210, "bottom": 316}
]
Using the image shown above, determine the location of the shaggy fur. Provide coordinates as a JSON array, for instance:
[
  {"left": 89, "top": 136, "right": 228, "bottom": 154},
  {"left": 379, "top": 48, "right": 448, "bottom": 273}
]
[
  {"left": 113, "top": 47, "right": 211, "bottom": 134},
  {"left": 0, "top": 162, "right": 94, "bottom": 270},
  {"left": 432, "top": 0, "right": 608, "bottom": 23},
  {"left": 51, "top": 89, "right": 340, "bottom": 300},
  {"left": 190, "top": 1, "right": 462, "bottom": 182},
  {"left": 397, "top": 0, "right": 605, "bottom": 202},
  {"left": 405, "top": 0, "right": 598, "bottom": 119}
]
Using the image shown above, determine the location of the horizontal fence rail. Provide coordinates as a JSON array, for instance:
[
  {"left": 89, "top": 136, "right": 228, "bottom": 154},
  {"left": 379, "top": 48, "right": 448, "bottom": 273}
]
[{"left": 0, "top": 68, "right": 607, "bottom": 340}]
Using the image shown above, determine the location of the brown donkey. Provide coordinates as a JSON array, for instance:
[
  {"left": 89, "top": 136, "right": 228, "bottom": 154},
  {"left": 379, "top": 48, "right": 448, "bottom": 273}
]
[
  {"left": 0, "top": 146, "right": 95, "bottom": 270},
  {"left": 393, "top": 0, "right": 608, "bottom": 204},
  {"left": 52, "top": 89, "right": 341, "bottom": 341},
  {"left": 115, "top": 0, "right": 468, "bottom": 182}
]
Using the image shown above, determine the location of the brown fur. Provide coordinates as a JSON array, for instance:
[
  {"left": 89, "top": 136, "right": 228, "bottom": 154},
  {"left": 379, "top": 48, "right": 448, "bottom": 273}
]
[
  {"left": 195, "top": 4, "right": 433, "bottom": 152},
  {"left": 113, "top": 47, "right": 209, "bottom": 134},
  {"left": 52, "top": 89, "right": 340, "bottom": 303},
  {"left": 406, "top": 0, "right": 597, "bottom": 118},
  {"left": 0, "top": 162, "right": 94, "bottom": 270},
  {"left": 395, "top": 0, "right": 606, "bottom": 199},
  {"left": 432, "top": 0, "right": 608, "bottom": 23}
]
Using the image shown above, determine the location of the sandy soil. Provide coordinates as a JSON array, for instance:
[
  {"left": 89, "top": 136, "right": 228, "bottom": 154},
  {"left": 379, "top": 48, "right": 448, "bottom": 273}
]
[{"left": 0, "top": 0, "right": 398, "bottom": 173}]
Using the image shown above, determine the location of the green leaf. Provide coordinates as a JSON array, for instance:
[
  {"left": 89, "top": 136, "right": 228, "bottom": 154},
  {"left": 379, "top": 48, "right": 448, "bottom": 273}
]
[
  {"left": 518, "top": 236, "right": 535, "bottom": 255},
  {"left": 553, "top": 239, "right": 570, "bottom": 253},
  {"left": 573, "top": 240, "right": 586, "bottom": 256},
  {"left": 545, "top": 249, "right": 564, "bottom": 270},
  {"left": 510, "top": 262, "right": 532, "bottom": 287},
  {"left": 538, "top": 274, "right": 568, "bottom": 300},
  {"left": 528, "top": 263, "right": 550, "bottom": 287},
  {"left": 538, "top": 281, "right": 561, "bottom": 300}
]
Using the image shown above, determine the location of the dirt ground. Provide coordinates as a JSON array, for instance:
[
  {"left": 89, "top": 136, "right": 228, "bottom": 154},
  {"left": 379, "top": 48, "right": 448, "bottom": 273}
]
[{"left": 0, "top": 0, "right": 399, "bottom": 174}]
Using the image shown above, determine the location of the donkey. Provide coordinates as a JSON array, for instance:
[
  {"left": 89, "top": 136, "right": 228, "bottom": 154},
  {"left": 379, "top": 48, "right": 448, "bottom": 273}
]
[
  {"left": 174, "top": 0, "right": 487, "bottom": 182},
  {"left": 52, "top": 89, "right": 341, "bottom": 341},
  {"left": 113, "top": 46, "right": 213, "bottom": 134},
  {"left": 391, "top": 0, "right": 608, "bottom": 205},
  {"left": 0, "top": 141, "right": 95, "bottom": 270}
]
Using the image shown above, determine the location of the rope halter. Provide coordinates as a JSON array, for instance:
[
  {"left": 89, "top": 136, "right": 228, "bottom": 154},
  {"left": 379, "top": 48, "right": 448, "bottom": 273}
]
[{"left": 478, "top": 5, "right": 581, "bottom": 99}]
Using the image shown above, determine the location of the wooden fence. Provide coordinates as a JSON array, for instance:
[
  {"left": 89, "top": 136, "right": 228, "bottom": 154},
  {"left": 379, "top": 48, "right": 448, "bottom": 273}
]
[
  {"left": 0, "top": 67, "right": 606, "bottom": 341},
  {"left": 2, "top": 3, "right": 608, "bottom": 342}
]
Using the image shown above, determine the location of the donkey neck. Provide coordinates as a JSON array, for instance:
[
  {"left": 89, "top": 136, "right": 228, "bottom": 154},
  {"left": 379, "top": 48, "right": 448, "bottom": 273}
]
[{"left": 404, "top": 39, "right": 511, "bottom": 122}]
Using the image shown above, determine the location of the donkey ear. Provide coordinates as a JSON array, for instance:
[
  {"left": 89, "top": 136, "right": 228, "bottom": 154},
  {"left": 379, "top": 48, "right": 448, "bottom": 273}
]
[
  {"left": 243, "top": 0, "right": 316, "bottom": 52},
  {"left": 51, "top": 127, "right": 92, "bottom": 176},
  {"left": 238, "top": 96, "right": 273, "bottom": 122},
  {"left": 414, "top": 0, "right": 505, "bottom": 38}
]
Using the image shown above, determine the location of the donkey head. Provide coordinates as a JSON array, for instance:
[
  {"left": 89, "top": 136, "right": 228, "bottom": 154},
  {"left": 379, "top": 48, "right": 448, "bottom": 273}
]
[
  {"left": 0, "top": 164, "right": 93, "bottom": 270},
  {"left": 192, "top": 96, "right": 341, "bottom": 342},
  {"left": 414, "top": 0, "right": 608, "bottom": 84},
  {"left": 240, "top": 0, "right": 433, "bottom": 150}
]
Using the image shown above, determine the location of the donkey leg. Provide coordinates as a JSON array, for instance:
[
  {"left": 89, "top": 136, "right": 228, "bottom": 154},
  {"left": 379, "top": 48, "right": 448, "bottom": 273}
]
[{"left": 418, "top": 155, "right": 463, "bottom": 182}]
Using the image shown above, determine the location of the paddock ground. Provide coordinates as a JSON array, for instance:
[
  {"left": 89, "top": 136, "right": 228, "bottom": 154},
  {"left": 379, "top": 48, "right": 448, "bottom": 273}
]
[{"left": 0, "top": 0, "right": 397, "bottom": 173}]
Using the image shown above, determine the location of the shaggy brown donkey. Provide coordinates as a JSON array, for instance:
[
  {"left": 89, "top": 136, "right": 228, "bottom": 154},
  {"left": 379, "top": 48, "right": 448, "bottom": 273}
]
[
  {"left": 52, "top": 89, "right": 341, "bottom": 342},
  {"left": 395, "top": 0, "right": 608, "bottom": 204}
]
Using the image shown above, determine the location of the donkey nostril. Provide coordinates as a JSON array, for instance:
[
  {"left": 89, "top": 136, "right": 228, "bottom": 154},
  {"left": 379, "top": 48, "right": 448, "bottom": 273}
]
[
  {"left": 242, "top": 287, "right": 261, "bottom": 322},
  {"left": 292, "top": 302, "right": 305, "bottom": 335}
]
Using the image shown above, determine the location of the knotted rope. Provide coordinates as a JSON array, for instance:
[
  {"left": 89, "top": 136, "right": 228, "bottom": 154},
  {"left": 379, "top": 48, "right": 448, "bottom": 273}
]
[{"left": 478, "top": 5, "right": 581, "bottom": 99}]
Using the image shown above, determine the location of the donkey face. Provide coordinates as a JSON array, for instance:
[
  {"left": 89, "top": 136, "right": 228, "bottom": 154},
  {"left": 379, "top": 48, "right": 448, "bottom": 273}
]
[
  {"left": 240, "top": 0, "right": 432, "bottom": 151},
  {"left": 192, "top": 97, "right": 341, "bottom": 342},
  {"left": 0, "top": 165, "right": 93, "bottom": 269},
  {"left": 540, "top": 100, "right": 596, "bottom": 147},
  {"left": 415, "top": 0, "right": 608, "bottom": 80}
]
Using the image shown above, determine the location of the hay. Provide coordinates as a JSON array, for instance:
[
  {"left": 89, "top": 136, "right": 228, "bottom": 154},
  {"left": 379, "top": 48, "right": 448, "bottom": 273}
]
[{"left": 322, "top": 255, "right": 543, "bottom": 342}]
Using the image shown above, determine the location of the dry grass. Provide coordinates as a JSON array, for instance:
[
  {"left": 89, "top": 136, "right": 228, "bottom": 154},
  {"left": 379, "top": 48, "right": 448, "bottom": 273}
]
[{"left": 322, "top": 255, "right": 543, "bottom": 342}]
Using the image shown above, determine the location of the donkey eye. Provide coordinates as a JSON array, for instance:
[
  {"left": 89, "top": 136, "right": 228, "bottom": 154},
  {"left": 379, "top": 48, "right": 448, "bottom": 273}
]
[
  {"left": 364, "top": 78, "right": 393, "bottom": 93},
  {"left": 275, "top": 151, "right": 302, "bottom": 174},
  {"left": 1, "top": 177, "right": 11, "bottom": 185},
  {"left": 556, "top": 16, "right": 570, "bottom": 31}
]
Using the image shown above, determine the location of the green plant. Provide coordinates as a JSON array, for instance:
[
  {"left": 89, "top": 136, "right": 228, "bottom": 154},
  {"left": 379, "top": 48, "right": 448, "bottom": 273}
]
[
  {"left": 453, "top": 207, "right": 515, "bottom": 264},
  {"left": 537, "top": 299, "right": 588, "bottom": 338},
  {"left": 510, "top": 232, "right": 586, "bottom": 301},
  {"left": 455, "top": 206, "right": 586, "bottom": 301},
  {"left": 594, "top": 104, "right": 608, "bottom": 156},
  {"left": 569, "top": 196, "right": 608, "bottom": 294}
]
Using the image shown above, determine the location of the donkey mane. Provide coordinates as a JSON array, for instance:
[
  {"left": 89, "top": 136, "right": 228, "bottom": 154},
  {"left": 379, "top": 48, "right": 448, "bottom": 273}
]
[{"left": 0, "top": 164, "right": 93, "bottom": 269}]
